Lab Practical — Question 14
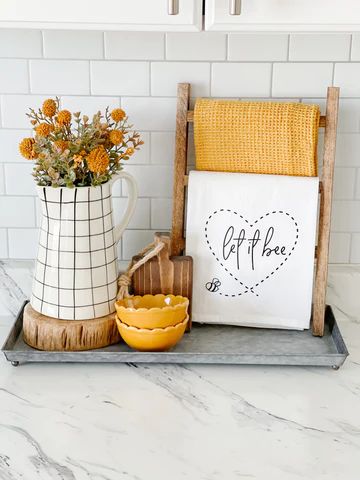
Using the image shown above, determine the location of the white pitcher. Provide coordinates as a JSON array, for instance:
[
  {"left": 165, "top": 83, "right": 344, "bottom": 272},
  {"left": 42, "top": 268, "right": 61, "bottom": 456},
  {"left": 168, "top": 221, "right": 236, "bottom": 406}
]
[{"left": 31, "top": 172, "right": 137, "bottom": 320}]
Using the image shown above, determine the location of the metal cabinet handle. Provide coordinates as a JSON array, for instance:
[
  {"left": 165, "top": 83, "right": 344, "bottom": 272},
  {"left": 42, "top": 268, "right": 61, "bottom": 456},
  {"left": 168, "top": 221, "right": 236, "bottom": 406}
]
[
  {"left": 168, "top": 0, "right": 179, "bottom": 15},
  {"left": 230, "top": 0, "right": 241, "bottom": 15}
]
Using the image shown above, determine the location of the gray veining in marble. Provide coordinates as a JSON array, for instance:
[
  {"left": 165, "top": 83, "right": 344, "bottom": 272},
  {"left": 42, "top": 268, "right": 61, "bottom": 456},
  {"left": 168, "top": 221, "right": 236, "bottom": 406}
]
[{"left": 0, "top": 260, "right": 360, "bottom": 480}]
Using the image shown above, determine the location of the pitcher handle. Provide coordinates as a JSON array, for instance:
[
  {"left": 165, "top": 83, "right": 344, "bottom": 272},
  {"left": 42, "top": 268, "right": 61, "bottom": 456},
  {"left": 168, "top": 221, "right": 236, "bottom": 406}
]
[{"left": 112, "top": 171, "right": 138, "bottom": 243}]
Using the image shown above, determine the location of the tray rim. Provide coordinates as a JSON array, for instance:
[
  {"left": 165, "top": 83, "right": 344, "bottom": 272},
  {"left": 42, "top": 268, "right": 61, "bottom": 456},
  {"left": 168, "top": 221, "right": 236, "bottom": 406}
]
[{"left": 1, "top": 301, "right": 349, "bottom": 368}]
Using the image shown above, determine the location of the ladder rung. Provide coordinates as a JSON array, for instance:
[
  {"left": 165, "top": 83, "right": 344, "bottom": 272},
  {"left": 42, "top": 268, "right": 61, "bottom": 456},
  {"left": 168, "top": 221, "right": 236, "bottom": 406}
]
[
  {"left": 187, "top": 111, "right": 194, "bottom": 122},
  {"left": 185, "top": 178, "right": 323, "bottom": 190}
]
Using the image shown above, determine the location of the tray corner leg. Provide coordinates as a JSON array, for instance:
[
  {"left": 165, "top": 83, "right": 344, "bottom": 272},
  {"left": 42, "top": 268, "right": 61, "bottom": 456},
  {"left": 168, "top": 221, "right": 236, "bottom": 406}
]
[{"left": 11, "top": 361, "right": 19, "bottom": 367}]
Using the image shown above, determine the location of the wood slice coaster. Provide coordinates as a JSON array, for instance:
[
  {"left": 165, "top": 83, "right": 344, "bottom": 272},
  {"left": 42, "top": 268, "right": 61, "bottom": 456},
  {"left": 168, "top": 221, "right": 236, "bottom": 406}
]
[{"left": 23, "top": 303, "right": 121, "bottom": 351}]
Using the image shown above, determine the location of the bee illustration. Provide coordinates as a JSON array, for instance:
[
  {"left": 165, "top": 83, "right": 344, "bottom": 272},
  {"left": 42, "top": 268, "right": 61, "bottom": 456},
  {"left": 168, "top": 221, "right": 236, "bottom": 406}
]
[{"left": 205, "top": 278, "right": 221, "bottom": 293}]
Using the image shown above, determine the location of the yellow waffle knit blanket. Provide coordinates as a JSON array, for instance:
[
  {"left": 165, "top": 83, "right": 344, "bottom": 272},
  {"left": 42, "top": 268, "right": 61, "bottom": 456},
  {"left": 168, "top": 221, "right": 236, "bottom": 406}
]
[{"left": 194, "top": 99, "right": 320, "bottom": 177}]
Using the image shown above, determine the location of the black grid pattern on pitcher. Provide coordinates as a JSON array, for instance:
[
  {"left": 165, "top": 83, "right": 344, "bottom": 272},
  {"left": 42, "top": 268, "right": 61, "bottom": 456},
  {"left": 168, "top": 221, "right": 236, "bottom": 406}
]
[{"left": 32, "top": 187, "right": 118, "bottom": 319}]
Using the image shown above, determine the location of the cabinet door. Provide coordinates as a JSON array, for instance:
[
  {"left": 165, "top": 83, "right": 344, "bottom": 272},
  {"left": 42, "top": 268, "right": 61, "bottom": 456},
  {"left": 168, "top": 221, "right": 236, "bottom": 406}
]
[
  {"left": 205, "top": 0, "right": 360, "bottom": 31},
  {"left": 0, "top": 0, "right": 202, "bottom": 31}
]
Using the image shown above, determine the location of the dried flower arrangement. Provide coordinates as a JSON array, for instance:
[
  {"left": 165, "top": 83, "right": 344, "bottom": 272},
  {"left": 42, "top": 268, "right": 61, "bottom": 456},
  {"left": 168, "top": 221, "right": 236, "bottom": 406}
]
[{"left": 19, "top": 98, "right": 143, "bottom": 187}]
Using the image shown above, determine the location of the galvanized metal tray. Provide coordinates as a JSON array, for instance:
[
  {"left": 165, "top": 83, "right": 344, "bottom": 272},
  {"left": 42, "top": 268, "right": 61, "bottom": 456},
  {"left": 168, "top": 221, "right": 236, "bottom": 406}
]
[{"left": 2, "top": 301, "right": 348, "bottom": 368}]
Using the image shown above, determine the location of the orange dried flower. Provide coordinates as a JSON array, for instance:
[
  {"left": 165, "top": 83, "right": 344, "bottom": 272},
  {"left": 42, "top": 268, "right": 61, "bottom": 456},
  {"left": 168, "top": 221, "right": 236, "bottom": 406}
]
[
  {"left": 111, "top": 108, "right": 126, "bottom": 123},
  {"left": 125, "top": 147, "right": 135, "bottom": 156},
  {"left": 57, "top": 110, "right": 72, "bottom": 126},
  {"left": 35, "top": 123, "right": 53, "bottom": 137},
  {"left": 19, "top": 138, "right": 37, "bottom": 160},
  {"left": 79, "top": 150, "right": 87, "bottom": 156},
  {"left": 53, "top": 140, "right": 69, "bottom": 152},
  {"left": 42, "top": 99, "right": 57, "bottom": 118},
  {"left": 73, "top": 154, "right": 83, "bottom": 168},
  {"left": 109, "top": 129, "right": 123, "bottom": 146},
  {"left": 87, "top": 146, "right": 109, "bottom": 174}
]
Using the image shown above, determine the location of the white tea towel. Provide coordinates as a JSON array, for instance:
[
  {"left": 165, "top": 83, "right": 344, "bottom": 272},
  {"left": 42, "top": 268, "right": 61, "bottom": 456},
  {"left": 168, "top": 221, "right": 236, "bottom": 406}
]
[{"left": 185, "top": 171, "right": 319, "bottom": 330}]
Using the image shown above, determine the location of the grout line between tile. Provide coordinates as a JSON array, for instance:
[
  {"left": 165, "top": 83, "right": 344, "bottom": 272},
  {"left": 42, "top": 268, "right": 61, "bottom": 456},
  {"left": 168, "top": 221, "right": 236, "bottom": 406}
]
[
  {"left": 331, "top": 62, "right": 336, "bottom": 86},
  {"left": 286, "top": 34, "right": 290, "bottom": 61},
  {"left": 102, "top": 32, "right": 106, "bottom": 59},
  {"left": 349, "top": 33, "right": 353, "bottom": 61},
  {"left": 40, "top": 30, "right": 45, "bottom": 57}
]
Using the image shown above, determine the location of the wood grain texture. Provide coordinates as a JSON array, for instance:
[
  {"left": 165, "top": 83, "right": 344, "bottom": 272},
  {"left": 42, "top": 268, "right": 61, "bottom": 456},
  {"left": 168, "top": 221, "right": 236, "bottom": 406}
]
[
  {"left": 313, "top": 87, "right": 339, "bottom": 336},
  {"left": 132, "top": 233, "right": 193, "bottom": 329},
  {"left": 171, "top": 83, "right": 190, "bottom": 256},
  {"left": 23, "top": 303, "right": 120, "bottom": 351}
]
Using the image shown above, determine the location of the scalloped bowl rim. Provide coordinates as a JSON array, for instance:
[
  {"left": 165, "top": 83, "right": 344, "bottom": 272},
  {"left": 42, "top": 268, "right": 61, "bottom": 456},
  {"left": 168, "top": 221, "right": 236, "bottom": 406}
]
[
  {"left": 116, "top": 315, "right": 189, "bottom": 334},
  {"left": 115, "top": 294, "right": 189, "bottom": 314}
]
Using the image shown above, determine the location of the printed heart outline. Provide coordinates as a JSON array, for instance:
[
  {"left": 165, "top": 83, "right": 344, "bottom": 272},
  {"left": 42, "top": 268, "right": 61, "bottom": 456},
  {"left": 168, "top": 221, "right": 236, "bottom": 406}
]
[{"left": 204, "top": 209, "right": 299, "bottom": 295}]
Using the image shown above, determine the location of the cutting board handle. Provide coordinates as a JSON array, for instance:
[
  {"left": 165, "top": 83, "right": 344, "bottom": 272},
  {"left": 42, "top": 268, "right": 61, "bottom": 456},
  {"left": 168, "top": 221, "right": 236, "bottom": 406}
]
[{"left": 154, "top": 232, "right": 174, "bottom": 294}]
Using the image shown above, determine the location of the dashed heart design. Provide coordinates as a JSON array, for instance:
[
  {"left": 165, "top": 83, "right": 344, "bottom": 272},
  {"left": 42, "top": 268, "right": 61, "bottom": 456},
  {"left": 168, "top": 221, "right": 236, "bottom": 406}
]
[{"left": 204, "top": 209, "right": 299, "bottom": 295}]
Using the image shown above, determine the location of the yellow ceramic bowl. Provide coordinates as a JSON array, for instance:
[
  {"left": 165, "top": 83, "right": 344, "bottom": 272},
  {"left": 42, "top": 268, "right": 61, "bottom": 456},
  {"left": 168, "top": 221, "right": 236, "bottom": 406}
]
[
  {"left": 114, "top": 294, "right": 189, "bottom": 329},
  {"left": 116, "top": 315, "right": 188, "bottom": 352}
]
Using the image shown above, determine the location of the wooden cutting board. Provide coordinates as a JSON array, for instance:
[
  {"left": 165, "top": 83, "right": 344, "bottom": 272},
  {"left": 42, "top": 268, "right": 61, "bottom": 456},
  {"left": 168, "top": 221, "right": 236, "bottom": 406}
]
[{"left": 131, "top": 232, "right": 193, "bottom": 328}]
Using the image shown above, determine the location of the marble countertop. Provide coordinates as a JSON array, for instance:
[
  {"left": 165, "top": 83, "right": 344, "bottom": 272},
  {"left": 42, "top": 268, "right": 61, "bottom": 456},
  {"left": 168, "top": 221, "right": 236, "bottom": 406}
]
[{"left": 0, "top": 260, "right": 360, "bottom": 480}]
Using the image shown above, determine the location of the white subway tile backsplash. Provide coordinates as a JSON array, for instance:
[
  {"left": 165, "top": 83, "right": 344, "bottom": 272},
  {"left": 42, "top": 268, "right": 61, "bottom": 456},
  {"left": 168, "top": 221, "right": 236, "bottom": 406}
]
[
  {"left": 0, "top": 29, "right": 359, "bottom": 264},
  {"left": 0, "top": 60, "right": 28, "bottom": 94},
  {"left": 34, "top": 197, "right": 41, "bottom": 228},
  {"left": 334, "top": 63, "right": 360, "bottom": 97},
  {"left": 122, "top": 230, "right": 155, "bottom": 260},
  {"left": 338, "top": 99, "right": 360, "bottom": 133},
  {"left": 212, "top": 63, "right": 271, "bottom": 97},
  {"left": 272, "top": 63, "right": 333, "bottom": 97},
  {"left": 151, "top": 132, "right": 175, "bottom": 165},
  {"left": 91, "top": 61, "right": 149, "bottom": 96},
  {"left": 289, "top": 34, "right": 351, "bottom": 61},
  {"left": 4, "top": 164, "right": 36, "bottom": 196},
  {"left": 60, "top": 96, "right": 120, "bottom": 116},
  {"left": 0, "top": 165, "right": 4, "bottom": 194},
  {"left": 329, "top": 233, "right": 351, "bottom": 263},
  {"left": 335, "top": 134, "right": 360, "bottom": 167},
  {"left": 151, "top": 198, "right": 172, "bottom": 230},
  {"left": 151, "top": 62, "right": 210, "bottom": 97},
  {"left": 105, "top": 32, "right": 164, "bottom": 60},
  {"left": 0, "top": 130, "right": 32, "bottom": 162},
  {"left": 1, "top": 95, "right": 47, "bottom": 128},
  {"left": 332, "top": 201, "right": 360, "bottom": 231},
  {"left": 0, "top": 197, "right": 35, "bottom": 227},
  {"left": 351, "top": 35, "right": 360, "bottom": 61},
  {"left": 0, "top": 30, "right": 42, "bottom": 58},
  {"left": 30, "top": 60, "right": 90, "bottom": 95},
  {"left": 43, "top": 30, "right": 103, "bottom": 59},
  {"left": 333, "top": 168, "right": 356, "bottom": 199},
  {"left": 0, "top": 229, "right": 8, "bottom": 258},
  {"left": 356, "top": 170, "right": 360, "bottom": 199},
  {"left": 228, "top": 34, "right": 288, "bottom": 61},
  {"left": 166, "top": 33, "right": 226, "bottom": 61},
  {"left": 113, "top": 197, "right": 150, "bottom": 229},
  {"left": 121, "top": 97, "right": 176, "bottom": 131},
  {"left": 123, "top": 165, "right": 173, "bottom": 198},
  {"left": 350, "top": 234, "right": 360, "bottom": 263},
  {"left": 8, "top": 228, "right": 39, "bottom": 259}
]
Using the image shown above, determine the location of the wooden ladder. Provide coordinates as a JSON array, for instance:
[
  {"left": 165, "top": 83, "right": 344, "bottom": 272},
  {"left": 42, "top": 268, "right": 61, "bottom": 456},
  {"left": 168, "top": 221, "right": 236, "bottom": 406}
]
[{"left": 170, "top": 82, "right": 339, "bottom": 337}]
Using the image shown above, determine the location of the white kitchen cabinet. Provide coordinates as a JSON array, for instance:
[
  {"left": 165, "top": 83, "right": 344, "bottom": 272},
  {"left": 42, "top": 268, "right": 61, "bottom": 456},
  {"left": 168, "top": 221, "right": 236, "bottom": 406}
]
[
  {"left": 0, "top": 0, "right": 202, "bottom": 31},
  {"left": 205, "top": 0, "right": 360, "bottom": 31}
]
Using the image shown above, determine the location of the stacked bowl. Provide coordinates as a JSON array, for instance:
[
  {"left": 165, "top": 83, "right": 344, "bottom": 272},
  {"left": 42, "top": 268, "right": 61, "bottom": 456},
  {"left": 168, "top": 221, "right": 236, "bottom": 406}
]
[{"left": 115, "top": 294, "right": 189, "bottom": 352}]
